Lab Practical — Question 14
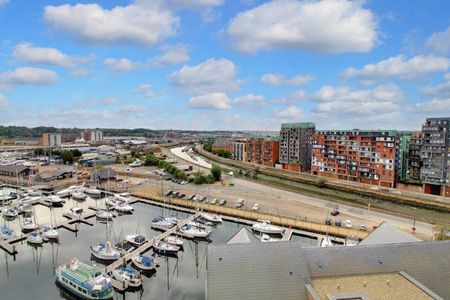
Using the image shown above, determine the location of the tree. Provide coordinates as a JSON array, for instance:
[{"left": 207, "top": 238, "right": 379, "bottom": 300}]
[
  {"left": 71, "top": 149, "right": 82, "bottom": 158},
  {"left": 316, "top": 178, "right": 327, "bottom": 188},
  {"left": 144, "top": 153, "right": 160, "bottom": 166},
  {"left": 193, "top": 171, "right": 206, "bottom": 184},
  {"left": 60, "top": 151, "right": 74, "bottom": 164},
  {"left": 203, "top": 139, "right": 213, "bottom": 152},
  {"left": 211, "top": 165, "right": 222, "bottom": 181},
  {"left": 206, "top": 174, "right": 216, "bottom": 184}
]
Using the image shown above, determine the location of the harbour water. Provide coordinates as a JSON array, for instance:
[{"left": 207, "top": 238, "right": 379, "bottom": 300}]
[{"left": 0, "top": 190, "right": 316, "bottom": 299}]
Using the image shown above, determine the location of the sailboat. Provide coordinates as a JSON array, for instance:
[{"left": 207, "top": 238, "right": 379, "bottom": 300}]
[
  {"left": 45, "top": 195, "right": 64, "bottom": 207},
  {"left": 111, "top": 267, "right": 143, "bottom": 288},
  {"left": 199, "top": 212, "right": 222, "bottom": 223},
  {"left": 252, "top": 220, "right": 285, "bottom": 235},
  {"left": 42, "top": 206, "right": 59, "bottom": 240},
  {"left": 96, "top": 208, "right": 113, "bottom": 220},
  {"left": 0, "top": 224, "right": 15, "bottom": 240},
  {"left": 163, "top": 235, "right": 184, "bottom": 247},
  {"left": 22, "top": 216, "right": 39, "bottom": 232},
  {"left": 90, "top": 217, "right": 121, "bottom": 261},
  {"left": 71, "top": 192, "right": 87, "bottom": 201},
  {"left": 153, "top": 240, "right": 180, "bottom": 255},
  {"left": 3, "top": 206, "right": 19, "bottom": 219},
  {"left": 114, "top": 202, "right": 133, "bottom": 213},
  {"left": 27, "top": 231, "right": 43, "bottom": 245},
  {"left": 132, "top": 255, "right": 157, "bottom": 272}
]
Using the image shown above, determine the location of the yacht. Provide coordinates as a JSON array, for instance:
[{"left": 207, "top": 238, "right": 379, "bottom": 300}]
[
  {"left": 180, "top": 223, "right": 211, "bottom": 238},
  {"left": 64, "top": 207, "right": 83, "bottom": 219},
  {"left": 150, "top": 217, "right": 174, "bottom": 231},
  {"left": 105, "top": 196, "right": 121, "bottom": 207},
  {"left": 125, "top": 234, "right": 146, "bottom": 247},
  {"left": 115, "top": 202, "right": 133, "bottom": 213},
  {"left": 163, "top": 235, "right": 184, "bottom": 247},
  {"left": 72, "top": 192, "right": 87, "bottom": 201},
  {"left": 27, "top": 190, "right": 42, "bottom": 197},
  {"left": 42, "top": 225, "right": 59, "bottom": 240},
  {"left": 153, "top": 241, "right": 180, "bottom": 255},
  {"left": 165, "top": 216, "right": 181, "bottom": 225},
  {"left": 132, "top": 255, "right": 156, "bottom": 272},
  {"left": 96, "top": 209, "right": 113, "bottom": 220},
  {"left": 18, "top": 203, "right": 33, "bottom": 215},
  {"left": 22, "top": 217, "right": 39, "bottom": 231},
  {"left": 3, "top": 207, "right": 19, "bottom": 219},
  {"left": 252, "top": 220, "right": 285, "bottom": 235},
  {"left": 55, "top": 257, "right": 114, "bottom": 299},
  {"left": 90, "top": 241, "right": 121, "bottom": 261},
  {"left": 27, "top": 231, "right": 43, "bottom": 245},
  {"left": 85, "top": 189, "right": 102, "bottom": 197},
  {"left": 260, "top": 233, "right": 281, "bottom": 242},
  {"left": 199, "top": 212, "right": 222, "bottom": 223},
  {"left": 0, "top": 224, "right": 15, "bottom": 240},
  {"left": 46, "top": 195, "right": 64, "bottom": 207},
  {"left": 111, "top": 267, "right": 143, "bottom": 288}
]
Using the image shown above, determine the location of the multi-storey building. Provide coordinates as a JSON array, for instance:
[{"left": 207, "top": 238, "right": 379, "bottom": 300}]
[
  {"left": 42, "top": 133, "right": 62, "bottom": 146},
  {"left": 408, "top": 131, "right": 423, "bottom": 181},
  {"left": 246, "top": 138, "right": 279, "bottom": 167},
  {"left": 81, "top": 130, "right": 103, "bottom": 143},
  {"left": 232, "top": 140, "right": 247, "bottom": 161},
  {"left": 211, "top": 138, "right": 232, "bottom": 153},
  {"left": 397, "top": 134, "right": 411, "bottom": 182},
  {"left": 279, "top": 122, "right": 315, "bottom": 172},
  {"left": 420, "top": 117, "right": 450, "bottom": 196},
  {"left": 311, "top": 130, "right": 397, "bottom": 187}
]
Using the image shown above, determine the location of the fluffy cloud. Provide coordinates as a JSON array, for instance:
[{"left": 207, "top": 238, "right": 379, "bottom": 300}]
[
  {"left": 273, "top": 90, "right": 307, "bottom": 104},
  {"left": 275, "top": 105, "right": 304, "bottom": 120},
  {"left": 233, "top": 94, "right": 266, "bottom": 106},
  {"left": 160, "top": 0, "right": 224, "bottom": 10},
  {"left": 342, "top": 55, "right": 450, "bottom": 82},
  {"left": 261, "top": 73, "right": 313, "bottom": 85},
  {"left": 225, "top": 0, "right": 377, "bottom": 54},
  {"left": 425, "top": 26, "right": 450, "bottom": 56},
  {"left": 421, "top": 81, "right": 450, "bottom": 98},
  {"left": 315, "top": 100, "right": 399, "bottom": 113},
  {"left": 103, "top": 58, "right": 139, "bottom": 73},
  {"left": 0, "top": 94, "right": 9, "bottom": 110},
  {"left": 0, "top": 67, "right": 58, "bottom": 90},
  {"left": 188, "top": 92, "right": 231, "bottom": 109},
  {"left": 43, "top": 3, "right": 179, "bottom": 46},
  {"left": 313, "top": 84, "right": 403, "bottom": 102},
  {"left": 135, "top": 83, "right": 157, "bottom": 99},
  {"left": 169, "top": 58, "right": 240, "bottom": 94},
  {"left": 150, "top": 44, "right": 190, "bottom": 67},
  {"left": 415, "top": 98, "right": 450, "bottom": 113}
]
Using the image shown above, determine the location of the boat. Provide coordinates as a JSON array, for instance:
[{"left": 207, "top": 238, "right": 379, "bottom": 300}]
[
  {"left": 28, "top": 190, "right": 42, "bottom": 197},
  {"left": 72, "top": 192, "right": 87, "bottom": 201},
  {"left": 90, "top": 241, "right": 121, "bottom": 261},
  {"left": 111, "top": 267, "right": 143, "bottom": 288},
  {"left": 163, "top": 235, "right": 184, "bottom": 247},
  {"left": 22, "top": 217, "right": 39, "bottom": 231},
  {"left": 180, "top": 223, "right": 211, "bottom": 238},
  {"left": 153, "top": 241, "right": 180, "bottom": 255},
  {"left": 260, "top": 233, "right": 281, "bottom": 242},
  {"left": 105, "top": 197, "right": 121, "bottom": 207},
  {"left": 115, "top": 202, "right": 133, "bottom": 213},
  {"left": 199, "top": 212, "right": 222, "bottom": 223},
  {"left": 252, "top": 220, "right": 285, "bottom": 235},
  {"left": 18, "top": 203, "right": 33, "bottom": 215},
  {"left": 85, "top": 189, "right": 102, "bottom": 197},
  {"left": 42, "top": 225, "right": 59, "bottom": 240},
  {"left": 132, "top": 255, "right": 156, "bottom": 272},
  {"left": 64, "top": 207, "right": 83, "bottom": 219},
  {"left": 165, "top": 216, "right": 180, "bottom": 225},
  {"left": 3, "top": 207, "right": 19, "bottom": 219},
  {"left": 150, "top": 217, "right": 174, "bottom": 231},
  {"left": 56, "top": 183, "right": 86, "bottom": 198},
  {"left": 55, "top": 257, "right": 114, "bottom": 300},
  {"left": 320, "top": 236, "right": 333, "bottom": 247},
  {"left": 0, "top": 224, "right": 15, "bottom": 240},
  {"left": 46, "top": 195, "right": 65, "bottom": 207},
  {"left": 96, "top": 209, "right": 113, "bottom": 220},
  {"left": 125, "top": 234, "right": 146, "bottom": 247},
  {"left": 128, "top": 159, "right": 142, "bottom": 167},
  {"left": 27, "top": 231, "right": 43, "bottom": 245}
]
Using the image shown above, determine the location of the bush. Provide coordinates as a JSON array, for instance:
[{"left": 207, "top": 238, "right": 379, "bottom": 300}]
[
  {"left": 206, "top": 174, "right": 216, "bottom": 184},
  {"left": 316, "top": 178, "right": 327, "bottom": 188},
  {"left": 212, "top": 150, "right": 231, "bottom": 158},
  {"left": 211, "top": 164, "right": 222, "bottom": 181},
  {"left": 194, "top": 171, "right": 206, "bottom": 184},
  {"left": 144, "top": 153, "right": 159, "bottom": 166}
]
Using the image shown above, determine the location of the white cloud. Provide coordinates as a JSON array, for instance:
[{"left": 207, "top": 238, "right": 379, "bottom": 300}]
[
  {"left": 233, "top": 94, "right": 266, "bottom": 106},
  {"left": 425, "top": 26, "right": 450, "bottom": 56},
  {"left": 313, "top": 84, "right": 403, "bottom": 102},
  {"left": 99, "top": 97, "right": 120, "bottom": 105},
  {"left": 150, "top": 44, "right": 190, "bottom": 67},
  {"left": 43, "top": 3, "right": 179, "bottom": 46},
  {"left": 275, "top": 105, "right": 304, "bottom": 120},
  {"left": 273, "top": 90, "right": 307, "bottom": 104},
  {"left": 261, "top": 73, "right": 313, "bottom": 85},
  {"left": 188, "top": 92, "right": 230, "bottom": 109},
  {"left": 103, "top": 58, "right": 139, "bottom": 73},
  {"left": 342, "top": 55, "right": 450, "bottom": 82},
  {"left": 225, "top": 0, "right": 377, "bottom": 54},
  {"left": 0, "top": 94, "right": 9, "bottom": 110},
  {"left": 0, "top": 67, "right": 58, "bottom": 90},
  {"left": 316, "top": 100, "right": 399, "bottom": 113},
  {"left": 415, "top": 98, "right": 450, "bottom": 113},
  {"left": 0, "top": 0, "right": 9, "bottom": 7},
  {"left": 169, "top": 58, "right": 240, "bottom": 94},
  {"left": 135, "top": 83, "right": 157, "bottom": 99},
  {"left": 160, "top": 0, "right": 224, "bottom": 10},
  {"left": 421, "top": 81, "right": 450, "bottom": 98}
]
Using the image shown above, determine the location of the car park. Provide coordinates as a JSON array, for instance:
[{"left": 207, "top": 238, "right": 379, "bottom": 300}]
[
  {"left": 345, "top": 220, "right": 353, "bottom": 228},
  {"left": 219, "top": 199, "right": 227, "bottom": 206},
  {"left": 252, "top": 203, "right": 261, "bottom": 211},
  {"left": 335, "top": 219, "right": 342, "bottom": 226}
]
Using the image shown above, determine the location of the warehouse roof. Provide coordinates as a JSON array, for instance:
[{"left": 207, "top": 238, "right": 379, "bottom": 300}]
[
  {"left": 212, "top": 138, "right": 232, "bottom": 147},
  {"left": 0, "top": 164, "right": 29, "bottom": 174},
  {"left": 358, "top": 222, "right": 421, "bottom": 246},
  {"left": 227, "top": 227, "right": 260, "bottom": 244}
]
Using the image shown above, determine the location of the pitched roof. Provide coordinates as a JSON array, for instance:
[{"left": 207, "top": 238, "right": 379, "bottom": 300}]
[
  {"left": 0, "top": 164, "right": 29, "bottom": 174},
  {"left": 358, "top": 222, "right": 421, "bottom": 246},
  {"left": 227, "top": 227, "right": 260, "bottom": 244},
  {"left": 212, "top": 138, "right": 232, "bottom": 147},
  {"left": 91, "top": 167, "right": 117, "bottom": 180}
]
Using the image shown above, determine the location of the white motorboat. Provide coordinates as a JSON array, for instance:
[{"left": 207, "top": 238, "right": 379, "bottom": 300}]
[
  {"left": 0, "top": 224, "right": 15, "bottom": 240},
  {"left": 180, "top": 223, "right": 211, "bottom": 238},
  {"left": 252, "top": 220, "right": 285, "bottom": 235},
  {"left": 199, "top": 212, "right": 222, "bottom": 223},
  {"left": 115, "top": 202, "right": 134, "bottom": 213},
  {"left": 3, "top": 207, "right": 19, "bottom": 219},
  {"left": 46, "top": 195, "right": 64, "bottom": 207},
  {"left": 132, "top": 255, "right": 156, "bottom": 272},
  {"left": 63, "top": 207, "right": 83, "bottom": 219},
  {"left": 150, "top": 217, "right": 174, "bottom": 231},
  {"left": 165, "top": 216, "right": 180, "bottom": 225},
  {"left": 42, "top": 225, "right": 59, "bottom": 240},
  {"left": 163, "top": 235, "right": 184, "bottom": 247},
  {"left": 27, "top": 231, "right": 43, "bottom": 245},
  {"left": 128, "top": 159, "right": 142, "bottom": 167},
  {"left": 27, "top": 190, "right": 42, "bottom": 197},
  {"left": 105, "top": 196, "right": 121, "bottom": 207},
  {"left": 153, "top": 241, "right": 180, "bottom": 255},
  {"left": 57, "top": 183, "right": 86, "bottom": 198},
  {"left": 125, "top": 234, "right": 146, "bottom": 247},
  {"left": 111, "top": 267, "right": 143, "bottom": 288},
  {"left": 85, "top": 188, "right": 102, "bottom": 197},
  {"left": 18, "top": 203, "right": 33, "bottom": 215},
  {"left": 260, "top": 233, "right": 281, "bottom": 242},
  {"left": 22, "top": 217, "right": 39, "bottom": 231},
  {"left": 90, "top": 241, "right": 121, "bottom": 261},
  {"left": 321, "top": 236, "right": 333, "bottom": 247},
  {"left": 96, "top": 209, "right": 113, "bottom": 220},
  {"left": 71, "top": 192, "right": 87, "bottom": 201}
]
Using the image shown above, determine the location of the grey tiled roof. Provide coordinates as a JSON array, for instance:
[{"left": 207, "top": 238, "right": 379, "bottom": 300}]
[
  {"left": 207, "top": 240, "right": 450, "bottom": 300},
  {"left": 358, "top": 222, "right": 421, "bottom": 246},
  {"left": 227, "top": 227, "right": 260, "bottom": 244}
]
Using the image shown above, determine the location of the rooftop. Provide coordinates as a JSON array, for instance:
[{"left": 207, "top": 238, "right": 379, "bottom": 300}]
[
  {"left": 358, "top": 222, "right": 421, "bottom": 246},
  {"left": 281, "top": 122, "right": 316, "bottom": 129}
]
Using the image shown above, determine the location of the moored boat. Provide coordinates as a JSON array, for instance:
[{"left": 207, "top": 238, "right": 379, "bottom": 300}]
[
  {"left": 90, "top": 241, "right": 121, "bottom": 261},
  {"left": 72, "top": 192, "right": 87, "bottom": 201},
  {"left": 0, "top": 224, "right": 15, "bottom": 240},
  {"left": 3, "top": 207, "right": 19, "bottom": 219},
  {"left": 179, "top": 223, "right": 211, "bottom": 238},
  {"left": 64, "top": 207, "right": 83, "bottom": 219},
  {"left": 42, "top": 225, "right": 59, "bottom": 240},
  {"left": 125, "top": 234, "right": 146, "bottom": 247},
  {"left": 46, "top": 195, "right": 65, "bottom": 207},
  {"left": 163, "top": 235, "right": 184, "bottom": 247},
  {"left": 22, "top": 217, "right": 39, "bottom": 231},
  {"left": 150, "top": 217, "right": 174, "bottom": 231},
  {"left": 114, "top": 202, "right": 133, "bottom": 213},
  {"left": 153, "top": 241, "right": 180, "bottom": 255},
  {"left": 27, "top": 231, "right": 43, "bottom": 245},
  {"left": 252, "top": 220, "right": 285, "bottom": 235},
  {"left": 111, "top": 267, "right": 143, "bottom": 288},
  {"left": 96, "top": 209, "right": 113, "bottom": 220},
  {"left": 131, "top": 255, "right": 156, "bottom": 272},
  {"left": 199, "top": 212, "right": 222, "bottom": 223},
  {"left": 85, "top": 189, "right": 102, "bottom": 197}
]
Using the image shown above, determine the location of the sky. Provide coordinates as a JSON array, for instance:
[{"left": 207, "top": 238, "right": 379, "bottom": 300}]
[{"left": 0, "top": 0, "right": 449, "bottom": 131}]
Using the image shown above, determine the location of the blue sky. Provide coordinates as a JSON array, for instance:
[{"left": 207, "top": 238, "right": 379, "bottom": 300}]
[{"left": 0, "top": 0, "right": 449, "bottom": 130}]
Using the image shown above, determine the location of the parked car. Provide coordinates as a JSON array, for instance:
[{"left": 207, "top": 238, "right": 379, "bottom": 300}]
[
  {"left": 359, "top": 224, "right": 367, "bottom": 231},
  {"left": 252, "top": 203, "right": 261, "bottom": 211},
  {"left": 345, "top": 220, "right": 353, "bottom": 228},
  {"left": 172, "top": 191, "right": 180, "bottom": 197},
  {"left": 330, "top": 208, "right": 340, "bottom": 216},
  {"left": 177, "top": 193, "right": 185, "bottom": 198},
  {"left": 335, "top": 219, "right": 342, "bottom": 227},
  {"left": 180, "top": 181, "right": 188, "bottom": 185},
  {"left": 219, "top": 199, "right": 227, "bottom": 206},
  {"left": 201, "top": 196, "right": 208, "bottom": 202},
  {"left": 210, "top": 198, "right": 218, "bottom": 205},
  {"left": 136, "top": 181, "right": 144, "bottom": 185},
  {"left": 188, "top": 194, "right": 196, "bottom": 200},
  {"left": 235, "top": 198, "right": 245, "bottom": 208},
  {"left": 164, "top": 190, "right": 173, "bottom": 196},
  {"left": 194, "top": 195, "right": 202, "bottom": 202},
  {"left": 325, "top": 217, "right": 332, "bottom": 225}
]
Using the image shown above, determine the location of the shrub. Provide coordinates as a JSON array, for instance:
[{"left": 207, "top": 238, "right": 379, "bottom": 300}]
[{"left": 316, "top": 178, "right": 327, "bottom": 188}]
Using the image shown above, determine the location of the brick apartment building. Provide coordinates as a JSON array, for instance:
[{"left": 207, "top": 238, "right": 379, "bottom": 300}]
[
  {"left": 311, "top": 130, "right": 397, "bottom": 188},
  {"left": 246, "top": 138, "right": 279, "bottom": 167},
  {"left": 279, "top": 122, "right": 315, "bottom": 172}
]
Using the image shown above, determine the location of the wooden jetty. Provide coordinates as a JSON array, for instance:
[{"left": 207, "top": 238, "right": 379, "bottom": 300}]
[{"left": 104, "top": 212, "right": 200, "bottom": 273}]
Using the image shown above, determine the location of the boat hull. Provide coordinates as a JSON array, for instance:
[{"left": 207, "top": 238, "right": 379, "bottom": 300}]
[{"left": 55, "top": 279, "right": 114, "bottom": 300}]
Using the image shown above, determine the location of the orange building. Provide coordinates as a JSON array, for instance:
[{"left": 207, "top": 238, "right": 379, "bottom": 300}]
[
  {"left": 211, "top": 138, "right": 232, "bottom": 153},
  {"left": 246, "top": 138, "right": 279, "bottom": 167},
  {"left": 311, "top": 130, "right": 397, "bottom": 188}
]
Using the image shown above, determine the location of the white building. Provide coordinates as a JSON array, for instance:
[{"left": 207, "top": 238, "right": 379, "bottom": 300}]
[{"left": 232, "top": 140, "right": 247, "bottom": 161}]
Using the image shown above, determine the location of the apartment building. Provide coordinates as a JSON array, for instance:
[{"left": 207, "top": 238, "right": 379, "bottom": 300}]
[
  {"left": 420, "top": 117, "right": 450, "bottom": 196},
  {"left": 279, "top": 122, "right": 315, "bottom": 172},
  {"left": 246, "top": 138, "right": 279, "bottom": 167},
  {"left": 311, "top": 130, "right": 397, "bottom": 188},
  {"left": 232, "top": 140, "right": 247, "bottom": 161},
  {"left": 81, "top": 130, "right": 103, "bottom": 143},
  {"left": 408, "top": 131, "right": 423, "bottom": 181},
  {"left": 42, "top": 133, "right": 62, "bottom": 146},
  {"left": 397, "top": 134, "right": 411, "bottom": 182}
]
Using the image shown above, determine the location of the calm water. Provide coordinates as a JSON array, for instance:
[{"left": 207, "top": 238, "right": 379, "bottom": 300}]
[{"left": 0, "top": 190, "right": 315, "bottom": 300}]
